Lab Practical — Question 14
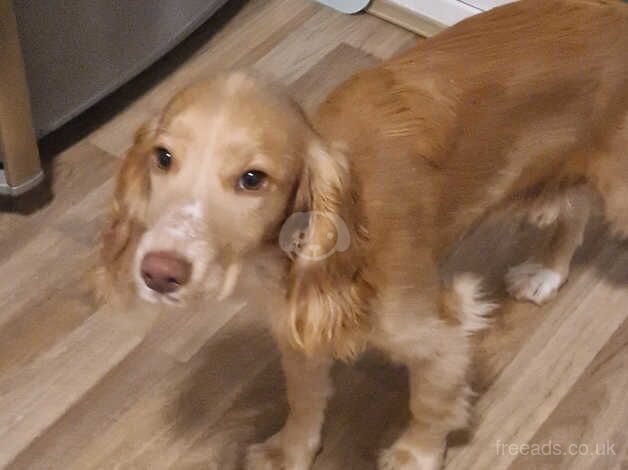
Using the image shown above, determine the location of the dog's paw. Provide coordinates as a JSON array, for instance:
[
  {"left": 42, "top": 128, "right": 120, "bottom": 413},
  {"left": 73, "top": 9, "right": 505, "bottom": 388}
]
[
  {"left": 505, "top": 261, "right": 563, "bottom": 305},
  {"left": 245, "top": 435, "right": 314, "bottom": 470},
  {"left": 379, "top": 446, "right": 443, "bottom": 470}
]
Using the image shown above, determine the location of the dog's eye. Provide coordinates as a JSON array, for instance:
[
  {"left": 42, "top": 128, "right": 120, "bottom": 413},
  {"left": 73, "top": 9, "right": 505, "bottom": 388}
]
[
  {"left": 154, "top": 147, "right": 173, "bottom": 170},
  {"left": 238, "top": 170, "right": 267, "bottom": 191}
]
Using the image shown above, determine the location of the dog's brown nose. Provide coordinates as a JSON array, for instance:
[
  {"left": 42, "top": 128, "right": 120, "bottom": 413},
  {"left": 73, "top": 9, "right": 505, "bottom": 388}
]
[{"left": 140, "top": 251, "right": 192, "bottom": 294}]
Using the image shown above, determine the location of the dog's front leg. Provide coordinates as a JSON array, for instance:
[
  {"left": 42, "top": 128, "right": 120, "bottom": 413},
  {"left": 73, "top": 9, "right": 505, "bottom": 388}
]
[
  {"left": 379, "top": 353, "right": 471, "bottom": 470},
  {"left": 246, "top": 341, "right": 333, "bottom": 470},
  {"left": 375, "top": 283, "right": 479, "bottom": 470}
]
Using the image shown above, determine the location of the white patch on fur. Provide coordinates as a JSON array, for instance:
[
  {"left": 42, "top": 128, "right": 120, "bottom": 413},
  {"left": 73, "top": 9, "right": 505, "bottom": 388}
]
[
  {"left": 506, "top": 261, "right": 563, "bottom": 305},
  {"left": 409, "top": 449, "right": 442, "bottom": 470},
  {"left": 528, "top": 203, "right": 561, "bottom": 228},
  {"left": 452, "top": 274, "right": 497, "bottom": 335},
  {"left": 245, "top": 432, "right": 315, "bottom": 470},
  {"left": 379, "top": 445, "right": 443, "bottom": 470},
  {"left": 224, "top": 71, "right": 254, "bottom": 95},
  {"left": 181, "top": 201, "right": 203, "bottom": 219}
]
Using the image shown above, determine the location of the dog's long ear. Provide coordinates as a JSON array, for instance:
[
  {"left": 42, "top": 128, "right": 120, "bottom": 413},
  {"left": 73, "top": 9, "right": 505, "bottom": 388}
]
[
  {"left": 95, "top": 122, "right": 153, "bottom": 301},
  {"left": 102, "top": 124, "right": 152, "bottom": 263},
  {"left": 284, "top": 135, "right": 372, "bottom": 360}
]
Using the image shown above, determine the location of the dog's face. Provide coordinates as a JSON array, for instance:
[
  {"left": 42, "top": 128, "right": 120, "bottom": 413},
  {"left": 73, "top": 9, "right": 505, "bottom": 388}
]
[
  {"left": 102, "top": 73, "right": 310, "bottom": 304},
  {"left": 136, "top": 75, "right": 310, "bottom": 304},
  {"left": 100, "top": 72, "right": 354, "bottom": 308}
]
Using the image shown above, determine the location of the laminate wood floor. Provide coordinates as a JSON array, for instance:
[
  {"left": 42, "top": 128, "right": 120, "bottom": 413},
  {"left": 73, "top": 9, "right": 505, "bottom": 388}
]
[{"left": 0, "top": 1, "right": 626, "bottom": 468}]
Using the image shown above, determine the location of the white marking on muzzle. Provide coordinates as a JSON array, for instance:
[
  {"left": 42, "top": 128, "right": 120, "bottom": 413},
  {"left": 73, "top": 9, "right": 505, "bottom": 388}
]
[{"left": 134, "top": 200, "right": 218, "bottom": 302}]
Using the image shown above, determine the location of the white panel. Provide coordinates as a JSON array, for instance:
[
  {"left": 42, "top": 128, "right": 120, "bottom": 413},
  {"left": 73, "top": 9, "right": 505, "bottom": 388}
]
[
  {"left": 463, "top": 0, "right": 516, "bottom": 11},
  {"left": 391, "top": 0, "right": 482, "bottom": 26}
]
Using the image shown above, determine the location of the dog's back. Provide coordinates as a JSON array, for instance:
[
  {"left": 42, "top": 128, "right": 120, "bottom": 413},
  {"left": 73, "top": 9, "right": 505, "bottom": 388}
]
[{"left": 313, "top": 0, "right": 628, "bottom": 256}]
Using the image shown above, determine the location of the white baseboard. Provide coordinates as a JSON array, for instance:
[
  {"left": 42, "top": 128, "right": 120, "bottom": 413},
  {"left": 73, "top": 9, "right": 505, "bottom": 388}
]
[
  {"left": 386, "top": 0, "right": 481, "bottom": 27},
  {"left": 368, "top": 0, "right": 446, "bottom": 37},
  {"left": 368, "top": 0, "right": 517, "bottom": 34}
]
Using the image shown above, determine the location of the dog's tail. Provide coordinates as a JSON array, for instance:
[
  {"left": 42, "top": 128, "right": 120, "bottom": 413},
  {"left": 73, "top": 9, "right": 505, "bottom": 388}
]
[{"left": 443, "top": 274, "right": 497, "bottom": 335}]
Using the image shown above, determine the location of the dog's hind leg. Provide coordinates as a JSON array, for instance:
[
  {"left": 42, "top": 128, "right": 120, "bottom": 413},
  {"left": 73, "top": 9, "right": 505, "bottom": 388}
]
[
  {"left": 506, "top": 186, "right": 592, "bottom": 305},
  {"left": 589, "top": 115, "right": 628, "bottom": 240}
]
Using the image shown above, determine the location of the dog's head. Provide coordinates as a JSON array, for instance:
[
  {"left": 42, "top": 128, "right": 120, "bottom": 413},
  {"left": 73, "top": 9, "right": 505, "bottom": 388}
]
[{"left": 98, "top": 72, "right": 370, "bottom": 357}]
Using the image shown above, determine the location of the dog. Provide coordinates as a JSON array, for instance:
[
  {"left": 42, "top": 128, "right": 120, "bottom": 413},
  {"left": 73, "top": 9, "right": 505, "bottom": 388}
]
[{"left": 97, "top": 0, "right": 628, "bottom": 468}]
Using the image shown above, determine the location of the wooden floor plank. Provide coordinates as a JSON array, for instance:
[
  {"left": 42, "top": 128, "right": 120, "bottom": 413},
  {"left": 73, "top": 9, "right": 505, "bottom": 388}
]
[
  {"left": 0, "top": 229, "right": 88, "bottom": 330},
  {"left": 0, "top": 263, "right": 96, "bottom": 377},
  {"left": 289, "top": 43, "right": 380, "bottom": 112},
  {"left": 256, "top": 7, "right": 389, "bottom": 84},
  {"left": 0, "top": 307, "right": 145, "bottom": 468},
  {"left": 0, "top": 142, "right": 116, "bottom": 262},
  {"left": 7, "top": 341, "right": 178, "bottom": 470}
]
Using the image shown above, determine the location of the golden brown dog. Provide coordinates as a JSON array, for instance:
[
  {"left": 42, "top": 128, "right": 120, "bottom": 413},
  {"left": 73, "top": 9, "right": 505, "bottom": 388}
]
[{"left": 98, "top": 0, "right": 628, "bottom": 468}]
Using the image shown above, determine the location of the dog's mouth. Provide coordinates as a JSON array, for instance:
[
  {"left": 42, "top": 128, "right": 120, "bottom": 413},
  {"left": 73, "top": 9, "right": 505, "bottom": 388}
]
[{"left": 143, "top": 290, "right": 184, "bottom": 306}]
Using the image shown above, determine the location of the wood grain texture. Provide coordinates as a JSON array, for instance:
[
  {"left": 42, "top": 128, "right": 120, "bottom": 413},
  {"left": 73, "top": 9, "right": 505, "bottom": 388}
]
[
  {"left": 0, "top": 1, "right": 626, "bottom": 469},
  {"left": 510, "top": 310, "right": 628, "bottom": 470}
]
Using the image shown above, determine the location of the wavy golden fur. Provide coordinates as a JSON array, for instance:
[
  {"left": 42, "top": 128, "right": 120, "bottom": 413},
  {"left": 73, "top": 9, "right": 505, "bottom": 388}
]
[{"left": 99, "top": 1, "right": 628, "bottom": 468}]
